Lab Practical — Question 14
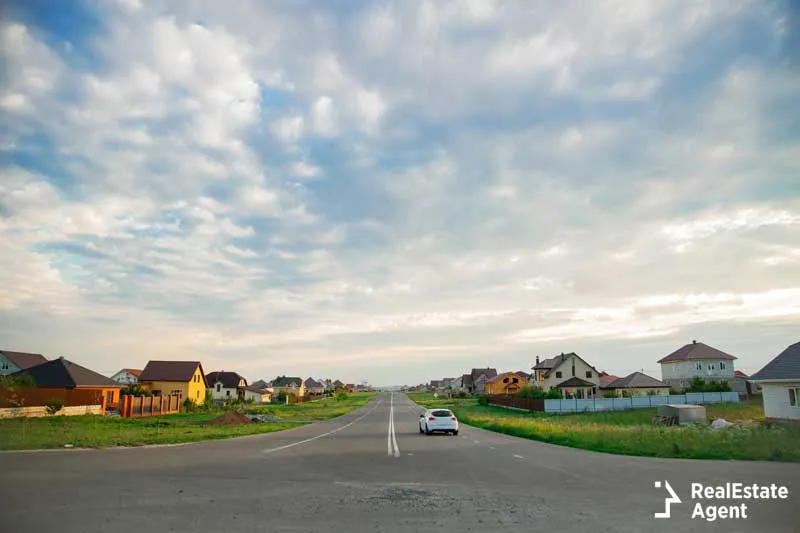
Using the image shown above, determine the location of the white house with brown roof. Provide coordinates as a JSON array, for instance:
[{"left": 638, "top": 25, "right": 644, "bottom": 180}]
[
  {"left": 658, "top": 340, "right": 738, "bottom": 391},
  {"left": 602, "top": 372, "right": 670, "bottom": 397},
  {"left": 750, "top": 341, "right": 800, "bottom": 421},
  {"left": 0, "top": 350, "right": 48, "bottom": 376},
  {"left": 111, "top": 368, "right": 141, "bottom": 385},
  {"left": 531, "top": 352, "right": 601, "bottom": 398}
]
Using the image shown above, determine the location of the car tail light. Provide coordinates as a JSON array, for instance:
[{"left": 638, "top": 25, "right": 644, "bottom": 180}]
[
  {"left": 428, "top": 417, "right": 436, "bottom": 421},
  {"left": 451, "top": 417, "right": 457, "bottom": 421}
]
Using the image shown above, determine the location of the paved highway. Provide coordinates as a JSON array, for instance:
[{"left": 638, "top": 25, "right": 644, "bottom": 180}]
[{"left": 1, "top": 393, "right": 797, "bottom": 532}]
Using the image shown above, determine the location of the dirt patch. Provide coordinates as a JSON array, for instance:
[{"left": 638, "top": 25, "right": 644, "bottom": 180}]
[{"left": 206, "top": 411, "right": 251, "bottom": 426}]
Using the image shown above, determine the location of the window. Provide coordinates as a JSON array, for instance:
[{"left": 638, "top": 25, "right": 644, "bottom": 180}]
[
  {"left": 226, "top": 390, "right": 230, "bottom": 397},
  {"left": 432, "top": 410, "right": 452, "bottom": 417},
  {"left": 1, "top": 361, "right": 8, "bottom": 370},
  {"left": 512, "top": 378, "right": 519, "bottom": 384},
  {"left": 503, "top": 377, "right": 509, "bottom": 383},
  {"left": 720, "top": 362, "right": 726, "bottom": 370},
  {"left": 216, "top": 383, "right": 221, "bottom": 392},
  {"left": 196, "top": 390, "right": 200, "bottom": 399},
  {"left": 708, "top": 364, "right": 715, "bottom": 371},
  {"left": 555, "top": 371, "right": 562, "bottom": 378},
  {"left": 696, "top": 363, "right": 703, "bottom": 371},
  {"left": 790, "top": 388, "right": 798, "bottom": 407},
  {"left": 585, "top": 371, "right": 592, "bottom": 379},
  {"left": 571, "top": 363, "right": 575, "bottom": 377}
]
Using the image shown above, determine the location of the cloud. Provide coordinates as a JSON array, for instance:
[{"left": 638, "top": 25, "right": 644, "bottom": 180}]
[{"left": 0, "top": 1, "right": 798, "bottom": 385}]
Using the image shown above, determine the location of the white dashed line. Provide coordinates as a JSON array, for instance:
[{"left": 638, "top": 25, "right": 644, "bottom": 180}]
[{"left": 513, "top": 454, "right": 524, "bottom": 459}]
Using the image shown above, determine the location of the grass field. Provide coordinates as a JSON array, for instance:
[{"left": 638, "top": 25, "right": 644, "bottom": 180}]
[
  {"left": 407, "top": 393, "right": 800, "bottom": 462},
  {"left": 0, "top": 392, "right": 376, "bottom": 451}
]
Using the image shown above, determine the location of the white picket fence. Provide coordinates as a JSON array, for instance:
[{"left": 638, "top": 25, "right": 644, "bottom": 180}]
[{"left": 543, "top": 392, "right": 740, "bottom": 413}]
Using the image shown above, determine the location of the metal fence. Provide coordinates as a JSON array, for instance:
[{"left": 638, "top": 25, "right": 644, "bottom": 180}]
[
  {"left": 488, "top": 392, "right": 740, "bottom": 413},
  {"left": 119, "top": 394, "right": 182, "bottom": 417}
]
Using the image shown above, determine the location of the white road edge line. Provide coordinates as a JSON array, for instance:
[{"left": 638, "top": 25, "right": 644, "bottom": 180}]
[
  {"left": 513, "top": 454, "right": 524, "bottom": 459},
  {"left": 263, "top": 398, "right": 382, "bottom": 455}
]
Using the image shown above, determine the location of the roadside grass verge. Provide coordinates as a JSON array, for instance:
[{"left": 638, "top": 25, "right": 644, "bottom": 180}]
[
  {"left": 0, "top": 392, "right": 377, "bottom": 451},
  {"left": 406, "top": 393, "right": 799, "bottom": 462}
]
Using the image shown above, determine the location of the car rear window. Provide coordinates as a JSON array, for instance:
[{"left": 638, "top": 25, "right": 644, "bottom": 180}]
[{"left": 432, "top": 410, "right": 452, "bottom": 417}]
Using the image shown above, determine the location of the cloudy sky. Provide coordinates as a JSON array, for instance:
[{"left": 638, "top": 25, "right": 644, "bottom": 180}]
[{"left": 1, "top": 0, "right": 798, "bottom": 386}]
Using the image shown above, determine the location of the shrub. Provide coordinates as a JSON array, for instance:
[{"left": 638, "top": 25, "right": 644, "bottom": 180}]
[
  {"left": 514, "top": 386, "right": 547, "bottom": 399},
  {"left": 685, "top": 377, "right": 732, "bottom": 393},
  {"left": 335, "top": 392, "right": 349, "bottom": 401},
  {"left": 477, "top": 396, "right": 489, "bottom": 406},
  {"left": 602, "top": 390, "right": 618, "bottom": 398},
  {"left": 121, "top": 384, "right": 152, "bottom": 397},
  {"left": 545, "top": 388, "right": 562, "bottom": 399},
  {"left": 456, "top": 391, "right": 467, "bottom": 398},
  {"left": 45, "top": 397, "right": 64, "bottom": 415},
  {"left": 0, "top": 375, "right": 36, "bottom": 389}
]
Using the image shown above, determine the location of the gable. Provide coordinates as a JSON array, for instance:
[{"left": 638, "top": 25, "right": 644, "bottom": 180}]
[{"left": 548, "top": 354, "right": 599, "bottom": 377}]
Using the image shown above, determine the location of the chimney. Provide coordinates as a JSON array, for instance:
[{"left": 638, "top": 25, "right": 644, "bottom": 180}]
[
  {"left": 692, "top": 340, "right": 697, "bottom": 344},
  {"left": 536, "top": 356, "right": 540, "bottom": 365}
]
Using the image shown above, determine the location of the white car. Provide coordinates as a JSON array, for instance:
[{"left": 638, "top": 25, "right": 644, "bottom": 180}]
[{"left": 419, "top": 409, "right": 459, "bottom": 435}]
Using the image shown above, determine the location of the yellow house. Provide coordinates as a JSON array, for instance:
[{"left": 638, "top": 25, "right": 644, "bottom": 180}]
[
  {"left": 602, "top": 372, "right": 670, "bottom": 397},
  {"left": 271, "top": 377, "right": 305, "bottom": 398},
  {"left": 138, "top": 361, "right": 207, "bottom": 405},
  {"left": 484, "top": 372, "right": 525, "bottom": 395}
]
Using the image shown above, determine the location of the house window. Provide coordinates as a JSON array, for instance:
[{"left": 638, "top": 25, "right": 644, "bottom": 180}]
[
  {"left": 585, "top": 371, "right": 592, "bottom": 379},
  {"left": 790, "top": 388, "right": 799, "bottom": 407},
  {"left": 512, "top": 378, "right": 518, "bottom": 384},
  {"left": 571, "top": 363, "right": 575, "bottom": 377},
  {"left": 555, "top": 371, "right": 562, "bottom": 378},
  {"left": 696, "top": 363, "right": 703, "bottom": 371},
  {"left": 216, "top": 384, "right": 221, "bottom": 392},
  {"left": 196, "top": 390, "right": 200, "bottom": 399},
  {"left": 226, "top": 390, "right": 230, "bottom": 397},
  {"left": 720, "top": 362, "right": 726, "bottom": 370},
  {"left": 708, "top": 364, "right": 715, "bottom": 371},
  {"left": 1, "top": 361, "right": 8, "bottom": 370}
]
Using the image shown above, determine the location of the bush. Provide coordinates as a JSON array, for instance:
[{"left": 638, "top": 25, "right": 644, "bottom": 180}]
[
  {"left": 477, "top": 396, "right": 489, "bottom": 406},
  {"left": 456, "top": 391, "right": 467, "bottom": 398},
  {"left": 685, "top": 377, "right": 732, "bottom": 393},
  {"left": 121, "top": 384, "right": 152, "bottom": 397},
  {"left": 335, "top": 392, "right": 349, "bottom": 401},
  {"left": 0, "top": 375, "right": 37, "bottom": 389},
  {"left": 602, "top": 390, "right": 618, "bottom": 398},
  {"left": 45, "top": 398, "right": 64, "bottom": 415},
  {"left": 545, "top": 388, "right": 562, "bottom": 399}
]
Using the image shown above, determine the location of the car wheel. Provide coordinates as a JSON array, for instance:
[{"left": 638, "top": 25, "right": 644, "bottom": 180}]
[
  {"left": 419, "top": 425, "right": 424, "bottom": 434},
  {"left": 453, "top": 430, "right": 459, "bottom": 436},
  {"left": 424, "top": 424, "right": 431, "bottom": 435}
]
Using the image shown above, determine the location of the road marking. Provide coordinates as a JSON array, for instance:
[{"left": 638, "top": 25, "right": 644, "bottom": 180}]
[
  {"left": 473, "top": 440, "right": 480, "bottom": 444},
  {"left": 513, "top": 454, "right": 524, "bottom": 459},
  {"left": 387, "top": 392, "right": 400, "bottom": 458},
  {"left": 263, "top": 398, "right": 382, "bottom": 455},
  {"left": 489, "top": 446, "right": 496, "bottom": 450}
]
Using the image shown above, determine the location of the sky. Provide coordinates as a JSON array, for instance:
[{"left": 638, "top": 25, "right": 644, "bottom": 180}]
[{"left": 1, "top": 0, "right": 799, "bottom": 387}]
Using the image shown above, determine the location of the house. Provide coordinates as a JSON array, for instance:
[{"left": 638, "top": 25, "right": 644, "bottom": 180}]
[
  {"left": 272, "top": 376, "right": 305, "bottom": 398},
  {"left": 749, "top": 341, "right": 800, "bottom": 421},
  {"left": 332, "top": 379, "right": 345, "bottom": 391},
  {"left": 0, "top": 350, "right": 47, "bottom": 376},
  {"left": 111, "top": 368, "right": 141, "bottom": 385},
  {"left": 460, "top": 374, "right": 472, "bottom": 393},
  {"left": 250, "top": 379, "right": 272, "bottom": 391},
  {"left": 598, "top": 372, "right": 620, "bottom": 389},
  {"left": 602, "top": 372, "right": 670, "bottom": 397},
  {"left": 467, "top": 368, "right": 498, "bottom": 395},
  {"left": 734, "top": 370, "right": 758, "bottom": 396},
  {"left": 206, "top": 371, "right": 247, "bottom": 401},
  {"left": 12, "top": 356, "right": 121, "bottom": 411},
  {"left": 138, "top": 361, "right": 207, "bottom": 405},
  {"left": 531, "top": 353, "right": 601, "bottom": 398},
  {"left": 304, "top": 378, "right": 325, "bottom": 396},
  {"left": 484, "top": 372, "right": 525, "bottom": 395},
  {"left": 344, "top": 383, "right": 356, "bottom": 393},
  {"left": 242, "top": 386, "right": 272, "bottom": 404},
  {"left": 657, "top": 340, "right": 738, "bottom": 391}
]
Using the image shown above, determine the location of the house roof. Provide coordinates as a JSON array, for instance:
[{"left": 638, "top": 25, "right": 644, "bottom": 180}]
[
  {"left": 243, "top": 386, "right": 271, "bottom": 394},
  {"left": 139, "top": 361, "right": 205, "bottom": 384},
  {"left": 533, "top": 353, "right": 600, "bottom": 378},
  {"left": 598, "top": 374, "right": 620, "bottom": 388},
  {"left": 461, "top": 374, "right": 473, "bottom": 387},
  {"left": 13, "top": 357, "right": 119, "bottom": 388},
  {"left": 120, "top": 368, "right": 142, "bottom": 378},
  {"left": 734, "top": 370, "right": 749, "bottom": 378},
  {"left": 750, "top": 341, "right": 800, "bottom": 381},
  {"left": 206, "top": 371, "right": 247, "bottom": 389},
  {"left": 273, "top": 376, "right": 303, "bottom": 387},
  {"left": 304, "top": 378, "right": 324, "bottom": 388},
  {"left": 470, "top": 368, "right": 497, "bottom": 381},
  {"left": 485, "top": 372, "right": 523, "bottom": 384},
  {"left": 605, "top": 372, "right": 668, "bottom": 389},
  {"left": 657, "top": 341, "right": 737, "bottom": 364},
  {"left": 555, "top": 376, "right": 596, "bottom": 388},
  {"left": 514, "top": 371, "right": 530, "bottom": 379},
  {"left": 250, "top": 379, "right": 271, "bottom": 390},
  {"left": 1, "top": 350, "right": 48, "bottom": 370}
]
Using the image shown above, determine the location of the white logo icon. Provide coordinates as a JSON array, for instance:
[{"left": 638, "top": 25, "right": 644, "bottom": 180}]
[{"left": 655, "top": 480, "right": 682, "bottom": 518}]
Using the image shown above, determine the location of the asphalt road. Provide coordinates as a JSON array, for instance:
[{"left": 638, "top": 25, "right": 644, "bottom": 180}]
[{"left": 1, "top": 393, "right": 798, "bottom": 532}]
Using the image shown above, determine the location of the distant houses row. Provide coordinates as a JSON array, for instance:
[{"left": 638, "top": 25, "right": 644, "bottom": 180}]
[
  {"left": 416, "top": 340, "right": 800, "bottom": 421},
  {"left": 0, "top": 350, "right": 369, "bottom": 418}
]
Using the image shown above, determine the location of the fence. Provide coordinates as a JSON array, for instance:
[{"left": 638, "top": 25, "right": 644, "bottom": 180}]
[
  {"left": 488, "top": 392, "right": 740, "bottom": 414},
  {"left": 0, "top": 388, "right": 103, "bottom": 408},
  {"left": 119, "top": 394, "right": 182, "bottom": 418}
]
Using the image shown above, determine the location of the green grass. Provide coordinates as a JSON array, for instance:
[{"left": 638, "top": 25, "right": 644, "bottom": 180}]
[
  {"left": 406, "top": 393, "right": 799, "bottom": 462},
  {"left": 0, "top": 392, "right": 376, "bottom": 451}
]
